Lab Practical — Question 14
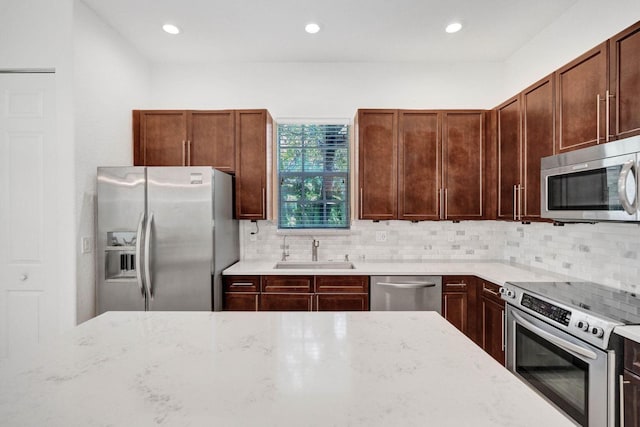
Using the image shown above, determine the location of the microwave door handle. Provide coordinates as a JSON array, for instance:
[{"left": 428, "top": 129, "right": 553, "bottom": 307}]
[
  {"left": 135, "top": 212, "right": 145, "bottom": 296},
  {"left": 618, "top": 160, "right": 637, "bottom": 215},
  {"left": 511, "top": 310, "right": 598, "bottom": 360}
]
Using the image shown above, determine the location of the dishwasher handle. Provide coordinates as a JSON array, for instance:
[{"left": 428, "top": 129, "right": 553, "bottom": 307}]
[{"left": 376, "top": 281, "right": 436, "bottom": 289}]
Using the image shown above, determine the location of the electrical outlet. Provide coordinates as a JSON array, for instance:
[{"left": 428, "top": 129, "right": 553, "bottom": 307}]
[
  {"left": 81, "top": 237, "right": 92, "bottom": 254},
  {"left": 375, "top": 231, "right": 387, "bottom": 242}
]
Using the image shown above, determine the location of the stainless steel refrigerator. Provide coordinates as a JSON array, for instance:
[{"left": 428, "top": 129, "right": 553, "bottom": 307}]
[{"left": 96, "top": 167, "right": 238, "bottom": 314}]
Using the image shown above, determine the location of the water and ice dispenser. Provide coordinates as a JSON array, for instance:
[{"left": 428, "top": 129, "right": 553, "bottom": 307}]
[{"left": 104, "top": 231, "right": 137, "bottom": 281}]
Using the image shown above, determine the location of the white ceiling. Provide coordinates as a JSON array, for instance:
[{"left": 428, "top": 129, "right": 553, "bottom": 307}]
[{"left": 81, "top": 0, "right": 579, "bottom": 63}]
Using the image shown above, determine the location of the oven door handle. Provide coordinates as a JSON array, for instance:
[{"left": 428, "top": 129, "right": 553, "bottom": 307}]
[{"left": 511, "top": 310, "right": 598, "bottom": 360}]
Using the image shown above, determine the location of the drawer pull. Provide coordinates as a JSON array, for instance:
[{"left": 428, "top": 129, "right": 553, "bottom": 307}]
[
  {"left": 483, "top": 287, "right": 500, "bottom": 297},
  {"left": 232, "top": 282, "right": 255, "bottom": 286},
  {"left": 446, "top": 283, "right": 467, "bottom": 288}
]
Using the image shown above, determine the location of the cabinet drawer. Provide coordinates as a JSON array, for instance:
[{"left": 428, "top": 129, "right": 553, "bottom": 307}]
[
  {"left": 262, "top": 275, "right": 314, "bottom": 293},
  {"left": 480, "top": 280, "right": 503, "bottom": 304},
  {"left": 625, "top": 338, "right": 640, "bottom": 376},
  {"left": 443, "top": 275, "right": 474, "bottom": 292},
  {"left": 260, "top": 293, "right": 313, "bottom": 311},
  {"left": 316, "top": 294, "right": 369, "bottom": 311},
  {"left": 223, "top": 275, "right": 260, "bottom": 293},
  {"left": 315, "top": 276, "right": 368, "bottom": 293}
]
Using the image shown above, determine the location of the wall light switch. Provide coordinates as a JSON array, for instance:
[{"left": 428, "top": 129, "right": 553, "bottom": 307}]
[
  {"left": 375, "top": 231, "right": 387, "bottom": 242},
  {"left": 81, "top": 237, "right": 92, "bottom": 254}
]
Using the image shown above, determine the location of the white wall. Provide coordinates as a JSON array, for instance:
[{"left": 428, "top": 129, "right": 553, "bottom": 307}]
[
  {"left": 0, "top": 0, "right": 76, "bottom": 331},
  {"left": 501, "top": 0, "right": 640, "bottom": 101},
  {"left": 150, "top": 61, "right": 503, "bottom": 118},
  {"left": 73, "top": 1, "right": 151, "bottom": 323}
]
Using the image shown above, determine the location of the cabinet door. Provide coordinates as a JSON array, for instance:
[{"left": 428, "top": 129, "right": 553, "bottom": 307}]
[
  {"left": 135, "top": 110, "right": 187, "bottom": 166},
  {"left": 555, "top": 42, "right": 608, "bottom": 153},
  {"left": 357, "top": 110, "right": 398, "bottom": 220},
  {"left": 481, "top": 296, "right": 505, "bottom": 365},
  {"left": 236, "top": 110, "right": 271, "bottom": 219},
  {"left": 443, "top": 292, "right": 467, "bottom": 334},
  {"left": 610, "top": 21, "right": 640, "bottom": 140},
  {"left": 189, "top": 110, "right": 235, "bottom": 171},
  {"left": 398, "top": 111, "right": 440, "bottom": 220},
  {"left": 521, "top": 75, "right": 555, "bottom": 220},
  {"left": 496, "top": 97, "right": 521, "bottom": 220},
  {"left": 442, "top": 111, "right": 484, "bottom": 220},
  {"left": 623, "top": 370, "right": 640, "bottom": 427},
  {"left": 260, "top": 294, "right": 313, "bottom": 311},
  {"left": 224, "top": 293, "right": 259, "bottom": 311},
  {"left": 316, "top": 294, "right": 368, "bottom": 311}
]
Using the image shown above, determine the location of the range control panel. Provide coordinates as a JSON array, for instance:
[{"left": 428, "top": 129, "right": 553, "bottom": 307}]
[{"left": 521, "top": 293, "right": 571, "bottom": 326}]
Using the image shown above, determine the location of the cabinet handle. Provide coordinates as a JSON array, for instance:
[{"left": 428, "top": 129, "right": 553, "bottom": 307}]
[
  {"left": 620, "top": 374, "right": 631, "bottom": 427},
  {"left": 484, "top": 287, "right": 500, "bottom": 297},
  {"left": 316, "top": 295, "right": 319, "bottom": 312},
  {"left": 606, "top": 90, "right": 614, "bottom": 142},
  {"left": 262, "top": 187, "right": 266, "bottom": 217},
  {"left": 255, "top": 294, "right": 259, "bottom": 311},
  {"left": 501, "top": 309, "right": 506, "bottom": 352},
  {"left": 444, "top": 188, "right": 448, "bottom": 220},
  {"left": 360, "top": 187, "right": 363, "bottom": 218},
  {"left": 517, "top": 185, "right": 523, "bottom": 221},
  {"left": 439, "top": 188, "right": 444, "bottom": 219},
  {"left": 310, "top": 295, "right": 313, "bottom": 312},
  {"left": 513, "top": 185, "right": 517, "bottom": 221},
  {"left": 232, "top": 282, "right": 255, "bottom": 287},
  {"left": 446, "top": 283, "right": 467, "bottom": 288},
  {"left": 187, "top": 140, "right": 191, "bottom": 166},
  {"left": 182, "top": 140, "right": 186, "bottom": 165}
]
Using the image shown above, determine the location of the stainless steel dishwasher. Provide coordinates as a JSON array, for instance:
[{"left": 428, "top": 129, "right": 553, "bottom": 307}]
[{"left": 371, "top": 276, "right": 442, "bottom": 312}]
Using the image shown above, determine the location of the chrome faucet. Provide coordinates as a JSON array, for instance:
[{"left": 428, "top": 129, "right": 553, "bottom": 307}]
[
  {"left": 281, "top": 235, "right": 289, "bottom": 261},
  {"left": 312, "top": 239, "right": 320, "bottom": 261}
]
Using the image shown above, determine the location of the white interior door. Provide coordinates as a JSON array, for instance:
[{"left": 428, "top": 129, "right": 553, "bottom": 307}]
[{"left": 0, "top": 72, "right": 58, "bottom": 359}]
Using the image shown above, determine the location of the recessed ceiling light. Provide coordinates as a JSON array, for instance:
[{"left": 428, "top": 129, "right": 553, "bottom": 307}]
[
  {"left": 445, "top": 22, "right": 462, "bottom": 34},
  {"left": 305, "top": 23, "right": 321, "bottom": 34},
  {"left": 162, "top": 24, "right": 181, "bottom": 35}
]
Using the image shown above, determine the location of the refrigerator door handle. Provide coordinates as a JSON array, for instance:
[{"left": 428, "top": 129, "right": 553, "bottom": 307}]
[
  {"left": 135, "top": 212, "right": 145, "bottom": 296},
  {"left": 144, "top": 211, "right": 154, "bottom": 301}
]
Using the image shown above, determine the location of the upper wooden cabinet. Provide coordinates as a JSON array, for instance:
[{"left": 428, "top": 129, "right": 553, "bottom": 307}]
[
  {"left": 133, "top": 110, "right": 188, "bottom": 166},
  {"left": 521, "top": 75, "right": 555, "bottom": 220},
  {"left": 555, "top": 42, "right": 608, "bottom": 153},
  {"left": 398, "top": 110, "right": 440, "bottom": 220},
  {"left": 134, "top": 110, "right": 234, "bottom": 169},
  {"left": 496, "top": 97, "right": 521, "bottom": 221},
  {"left": 442, "top": 111, "right": 485, "bottom": 220},
  {"left": 189, "top": 110, "right": 235, "bottom": 171},
  {"left": 358, "top": 109, "right": 486, "bottom": 221},
  {"left": 235, "top": 109, "right": 272, "bottom": 220},
  {"left": 496, "top": 75, "right": 554, "bottom": 222},
  {"left": 133, "top": 109, "right": 272, "bottom": 220},
  {"left": 609, "top": 21, "right": 640, "bottom": 140},
  {"left": 357, "top": 110, "right": 398, "bottom": 220}
]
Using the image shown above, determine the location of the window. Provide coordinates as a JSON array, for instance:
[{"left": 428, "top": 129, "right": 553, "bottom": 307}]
[{"left": 277, "top": 121, "right": 350, "bottom": 229}]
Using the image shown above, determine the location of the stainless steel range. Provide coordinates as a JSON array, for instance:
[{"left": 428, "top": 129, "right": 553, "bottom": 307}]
[{"left": 500, "top": 281, "right": 640, "bottom": 427}]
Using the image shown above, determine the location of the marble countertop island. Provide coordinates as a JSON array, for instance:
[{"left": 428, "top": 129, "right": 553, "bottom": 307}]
[{"left": 0, "top": 311, "right": 573, "bottom": 426}]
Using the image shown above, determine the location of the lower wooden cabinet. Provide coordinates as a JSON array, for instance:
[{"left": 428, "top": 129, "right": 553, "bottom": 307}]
[
  {"left": 479, "top": 280, "right": 505, "bottom": 365},
  {"left": 442, "top": 276, "right": 478, "bottom": 344},
  {"left": 623, "top": 338, "right": 640, "bottom": 426},
  {"left": 223, "top": 275, "right": 369, "bottom": 311}
]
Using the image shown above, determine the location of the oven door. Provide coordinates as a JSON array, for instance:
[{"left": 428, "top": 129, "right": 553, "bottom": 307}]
[
  {"left": 541, "top": 152, "right": 638, "bottom": 222},
  {"left": 506, "top": 306, "right": 613, "bottom": 427}
]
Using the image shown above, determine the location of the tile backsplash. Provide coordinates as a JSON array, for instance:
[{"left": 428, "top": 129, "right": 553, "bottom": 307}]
[{"left": 240, "top": 220, "right": 640, "bottom": 291}]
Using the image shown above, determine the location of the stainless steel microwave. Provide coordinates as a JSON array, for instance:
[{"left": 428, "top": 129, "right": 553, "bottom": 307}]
[{"left": 541, "top": 135, "right": 639, "bottom": 222}]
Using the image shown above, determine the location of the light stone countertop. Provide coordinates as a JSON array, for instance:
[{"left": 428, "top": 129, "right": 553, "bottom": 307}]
[
  {"left": 615, "top": 325, "right": 640, "bottom": 343},
  {"left": 0, "top": 311, "right": 574, "bottom": 427},
  {"left": 224, "top": 260, "right": 576, "bottom": 286}
]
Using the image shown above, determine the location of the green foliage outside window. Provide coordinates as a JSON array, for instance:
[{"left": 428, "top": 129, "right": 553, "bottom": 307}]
[{"left": 277, "top": 123, "right": 350, "bottom": 229}]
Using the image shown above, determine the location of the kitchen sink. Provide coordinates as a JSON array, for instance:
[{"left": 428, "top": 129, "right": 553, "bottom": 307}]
[{"left": 274, "top": 261, "right": 355, "bottom": 270}]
